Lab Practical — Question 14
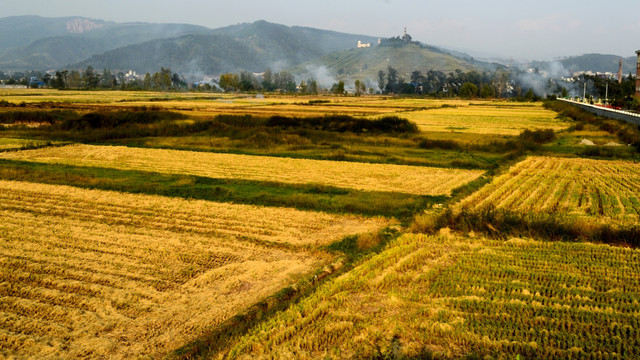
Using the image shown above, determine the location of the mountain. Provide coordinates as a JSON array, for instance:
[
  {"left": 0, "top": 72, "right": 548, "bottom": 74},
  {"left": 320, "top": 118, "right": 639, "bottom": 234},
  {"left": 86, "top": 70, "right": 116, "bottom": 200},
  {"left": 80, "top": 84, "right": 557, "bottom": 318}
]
[
  {"left": 290, "top": 40, "right": 479, "bottom": 81},
  {"left": 76, "top": 34, "right": 259, "bottom": 75},
  {"left": 530, "top": 53, "right": 636, "bottom": 76},
  {"left": 0, "top": 16, "right": 508, "bottom": 78},
  {"left": 559, "top": 54, "right": 636, "bottom": 74},
  {"left": 0, "top": 16, "right": 209, "bottom": 70},
  {"left": 0, "top": 16, "right": 108, "bottom": 52},
  {"left": 74, "top": 21, "right": 380, "bottom": 75},
  {"left": 210, "top": 21, "right": 378, "bottom": 61}
]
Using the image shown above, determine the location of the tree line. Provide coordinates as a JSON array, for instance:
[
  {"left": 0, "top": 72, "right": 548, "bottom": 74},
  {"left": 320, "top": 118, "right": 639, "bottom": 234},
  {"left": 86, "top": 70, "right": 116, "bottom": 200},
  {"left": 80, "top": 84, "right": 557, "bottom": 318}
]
[
  {"left": 217, "top": 69, "right": 319, "bottom": 94},
  {"left": 375, "top": 66, "right": 515, "bottom": 98},
  {"left": 13, "top": 66, "right": 187, "bottom": 90}
]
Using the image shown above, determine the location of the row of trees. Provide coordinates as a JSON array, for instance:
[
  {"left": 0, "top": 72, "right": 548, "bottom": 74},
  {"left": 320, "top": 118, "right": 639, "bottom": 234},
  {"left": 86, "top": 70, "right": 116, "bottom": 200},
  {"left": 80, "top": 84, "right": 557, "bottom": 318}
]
[
  {"left": 376, "top": 66, "right": 514, "bottom": 98},
  {"left": 218, "top": 69, "right": 319, "bottom": 94},
  {"left": 22, "top": 66, "right": 186, "bottom": 90}
]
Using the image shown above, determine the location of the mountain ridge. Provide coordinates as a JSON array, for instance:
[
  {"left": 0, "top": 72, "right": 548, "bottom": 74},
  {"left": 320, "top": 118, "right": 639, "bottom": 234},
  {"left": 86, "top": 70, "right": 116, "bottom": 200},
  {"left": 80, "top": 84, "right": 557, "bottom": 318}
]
[{"left": 0, "top": 16, "right": 635, "bottom": 80}]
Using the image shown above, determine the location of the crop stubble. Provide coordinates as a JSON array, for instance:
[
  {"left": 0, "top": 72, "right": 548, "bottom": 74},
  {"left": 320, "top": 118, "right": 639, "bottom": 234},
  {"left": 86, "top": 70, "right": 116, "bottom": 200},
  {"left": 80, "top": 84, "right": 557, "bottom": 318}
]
[
  {"left": 0, "top": 180, "right": 389, "bottom": 358},
  {"left": 224, "top": 234, "right": 640, "bottom": 359},
  {"left": 0, "top": 144, "right": 484, "bottom": 196},
  {"left": 458, "top": 156, "right": 640, "bottom": 224}
]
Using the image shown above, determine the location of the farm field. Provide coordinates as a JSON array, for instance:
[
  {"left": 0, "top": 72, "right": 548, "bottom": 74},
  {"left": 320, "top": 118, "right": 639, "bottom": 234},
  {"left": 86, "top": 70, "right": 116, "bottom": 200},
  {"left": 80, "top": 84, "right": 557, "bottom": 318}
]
[
  {"left": 398, "top": 102, "right": 567, "bottom": 135},
  {"left": 0, "top": 180, "right": 390, "bottom": 359},
  {"left": 458, "top": 156, "right": 640, "bottom": 226},
  {"left": 0, "top": 137, "right": 53, "bottom": 150},
  {"left": 0, "top": 144, "right": 485, "bottom": 196},
  {"left": 1, "top": 89, "right": 639, "bottom": 359},
  {"left": 223, "top": 233, "right": 640, "bottom": 359},
  {"left": 0, "top": 89, "right": 560, "bottom": 130},
  {"left": 0, "top": 89, "right": 452, "bottom": 118}
]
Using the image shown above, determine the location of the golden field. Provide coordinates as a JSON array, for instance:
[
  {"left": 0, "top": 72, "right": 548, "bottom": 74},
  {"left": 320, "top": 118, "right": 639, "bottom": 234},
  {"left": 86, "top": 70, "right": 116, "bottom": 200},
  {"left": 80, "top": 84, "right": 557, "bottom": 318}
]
[
  {"left": 223, "top": 233, "right": 640, "bottom": 359},
  {"left": 398, "top": 102, "right": 567, "bottom": 135},
  {"left": 0, "top": 89, "right": 439, "bottom": 118},
  {"left": 0, "top": 144, "right": 485, "bottom": 196},
  {"left": 0, "top": 89, "right": 563, "bottom": 133},
  {"left": 0, "top": 138, "right": 52, "bottom": 150},
  {"left": 0, "top": 180, "right": 390, "bottom": 359},
  {"left": 2, "top": 88, "right": 637, "bottom": 359},
  {"left": 458, "top": 156, "right": 640, "bottom": 225}
]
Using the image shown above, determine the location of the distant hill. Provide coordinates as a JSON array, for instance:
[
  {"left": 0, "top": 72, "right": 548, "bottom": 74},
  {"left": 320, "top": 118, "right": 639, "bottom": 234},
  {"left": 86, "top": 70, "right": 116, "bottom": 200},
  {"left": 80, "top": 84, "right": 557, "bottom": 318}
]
[
  {"left": 560, "top": 53, "right": 636, "bottom": 74},
  {"left": 531, "top": 53, "right": 636, "bottom": 75},
  {"left": 74, "top": 21, "right": 380, "bottom": 75},
  {"left": 210, "top": 20, "right": 378, "bottom": 62},
  {"left": 0, "top": 16, "right": 108, "bottom": 52},
  {"left": 291, "top": 40, "right": 479, "bottom": 81},
  {"left": 4, "top": 15, "right": 624, "bottom": 80},
  {"left": 76, "top": 34, "right": 260, "bottom": 75},
  {"left": 0, "top": 16, "right": 209, "bottom": 70}
]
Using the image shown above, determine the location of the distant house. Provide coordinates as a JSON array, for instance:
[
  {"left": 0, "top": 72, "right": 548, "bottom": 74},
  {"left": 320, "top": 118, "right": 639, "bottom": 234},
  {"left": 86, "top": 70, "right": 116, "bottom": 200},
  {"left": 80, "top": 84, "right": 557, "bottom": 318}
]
[
  {"left": 357, "top": 41, "right": 371, "bottom": 48},
  {"left": 28, "top": 77, "right": 46, "bottom": 88}
]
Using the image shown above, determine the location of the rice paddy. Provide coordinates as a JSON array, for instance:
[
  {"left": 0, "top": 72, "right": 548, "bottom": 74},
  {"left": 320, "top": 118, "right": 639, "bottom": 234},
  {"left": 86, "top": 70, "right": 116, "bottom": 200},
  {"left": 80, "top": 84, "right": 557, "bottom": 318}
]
[
  {"left": 0, "top": 180, "right": 389, "bottom": 358},
  {"left": 0, "top": 144, "right": 485, "bottom": 196}
]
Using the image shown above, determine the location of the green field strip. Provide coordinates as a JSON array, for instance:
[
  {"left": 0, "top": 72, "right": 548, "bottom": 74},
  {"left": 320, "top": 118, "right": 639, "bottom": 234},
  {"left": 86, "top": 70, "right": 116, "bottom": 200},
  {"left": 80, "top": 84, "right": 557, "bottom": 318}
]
[{"left": 0, "top": 159, "right": 438, "bottom": 220}]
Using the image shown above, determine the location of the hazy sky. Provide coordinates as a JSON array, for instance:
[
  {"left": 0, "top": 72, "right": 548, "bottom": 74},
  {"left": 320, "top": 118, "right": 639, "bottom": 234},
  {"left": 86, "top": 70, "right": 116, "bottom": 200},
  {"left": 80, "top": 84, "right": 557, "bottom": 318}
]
[{"left": 4, "top": 0, "right": 640, "bottom": 60}]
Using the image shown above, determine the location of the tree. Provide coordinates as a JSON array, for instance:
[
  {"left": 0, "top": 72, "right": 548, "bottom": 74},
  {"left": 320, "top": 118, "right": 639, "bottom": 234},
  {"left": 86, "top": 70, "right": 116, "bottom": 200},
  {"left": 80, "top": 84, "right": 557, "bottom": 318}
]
[
  {"left": 480, "top": 84, "right": 495, "bottom": 98},
  {"left": 219, "top": 73, "right": 239, "bottom": 92},
  {"left": 172, "top": 73, "right": 185, "bottom": 89},
  {"left": 331, "top": 80, "right": 345, "bottom": 95},
  {"left": 143, "top": 73, "right": 152, "bottom": 90},
  {"left": 385, "top": 66, "right": 399, "bottom": 94},
  {"left": 262, "top": 68, "right": 276, "bottom": 91},
  {"left": 100, "top": 69, "right": 113, "bottom": 88},
  {"left": 354, "top": 79, "right": 363, "bottom": 96},
  {"left": 459, "top": 82, "right": 478, "bottom": 99},
  {"left": 82, "top": 66, "right": 100, "bottom": 89},
  {"left": 377, "top": 70, "right": 385, "bottom": 92},
  {"left": 274, "top": 71, "right": 296, "bottom": 92},
  {"left": 52, "top": 70, "right": 68, "bottom": 89},
  {"left": 524, "top": 88, "right": 535, "bottom": 101},
  {"left": 492, "top": 68, "right": 509, "bottom": 98},
  {"left": 67, "top": 70, "right": 82, "bottom": 88},
  {"left": 308, "top": 78, "right": 318, "bottom": 94},
  {"left": 299, "top": 80, "right": 308, "bottom": 94},
  {"left": 411, "top": 70, "right": 425, "bottom": 94},
  {"left": 160, "top": 67, "right": 172, "bottom": 89},
  {"left": 239, "top": 71, "right": 257, "bottom": 91}
]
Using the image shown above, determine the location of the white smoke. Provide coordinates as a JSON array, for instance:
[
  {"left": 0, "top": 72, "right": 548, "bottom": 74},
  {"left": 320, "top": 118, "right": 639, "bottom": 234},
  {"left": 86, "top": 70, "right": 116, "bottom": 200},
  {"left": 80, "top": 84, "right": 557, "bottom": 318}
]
[
  {"left": 516, "top": 61, "right": 570, "bottom": 97},
  {"left": 301, "top": 64, "right": 337, "bottom": 90}
]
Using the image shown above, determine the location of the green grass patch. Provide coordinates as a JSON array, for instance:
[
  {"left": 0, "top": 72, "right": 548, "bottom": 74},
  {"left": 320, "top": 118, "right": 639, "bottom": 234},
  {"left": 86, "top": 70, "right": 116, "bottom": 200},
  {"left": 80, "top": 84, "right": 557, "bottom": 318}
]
[{"left": 0, "top": 159, "right": 437, "bottom": 220}]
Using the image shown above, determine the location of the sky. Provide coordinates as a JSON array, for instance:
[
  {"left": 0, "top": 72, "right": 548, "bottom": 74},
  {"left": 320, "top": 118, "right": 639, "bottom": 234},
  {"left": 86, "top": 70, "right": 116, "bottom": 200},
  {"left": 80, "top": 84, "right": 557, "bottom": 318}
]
[{"left": 4, "top": 0, "right": 640, "bottom": 60}]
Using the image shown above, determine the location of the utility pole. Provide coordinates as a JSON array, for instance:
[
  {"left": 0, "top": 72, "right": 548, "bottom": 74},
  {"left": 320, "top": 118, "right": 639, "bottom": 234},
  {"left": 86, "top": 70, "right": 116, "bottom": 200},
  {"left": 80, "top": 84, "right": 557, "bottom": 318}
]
[{"left": 583, "top": 82, "right": 586, "bottom": 103}]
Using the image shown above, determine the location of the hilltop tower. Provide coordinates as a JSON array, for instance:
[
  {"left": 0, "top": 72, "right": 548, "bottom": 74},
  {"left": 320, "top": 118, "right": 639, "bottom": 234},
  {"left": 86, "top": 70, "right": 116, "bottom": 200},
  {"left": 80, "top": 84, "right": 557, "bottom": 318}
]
[
  {"left": 402, "top": 27, "right": 412, "bottom": 43},
  {"left": 636, "top": 51, "right": 640, "bottom": 97}
]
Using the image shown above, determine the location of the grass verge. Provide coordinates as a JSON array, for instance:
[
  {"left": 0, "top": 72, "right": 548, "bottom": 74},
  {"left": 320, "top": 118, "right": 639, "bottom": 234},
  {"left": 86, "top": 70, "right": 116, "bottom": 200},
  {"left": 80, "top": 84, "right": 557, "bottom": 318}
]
[{"left": 0, "top": 159, "right": 437, "bottom": 220}]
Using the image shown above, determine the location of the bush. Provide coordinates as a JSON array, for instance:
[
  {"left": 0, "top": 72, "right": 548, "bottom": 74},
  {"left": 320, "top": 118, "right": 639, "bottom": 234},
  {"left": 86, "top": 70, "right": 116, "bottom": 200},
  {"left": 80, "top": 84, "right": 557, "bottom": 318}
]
[
  {"left": 59, "top": 110, "right": 187, "bottom": 130},
  {"left": 265, "top": 115, "right": 419, "bottom": 134},
  {"left": 519, "top": 128, "right": 556, "bottom": 144}
]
